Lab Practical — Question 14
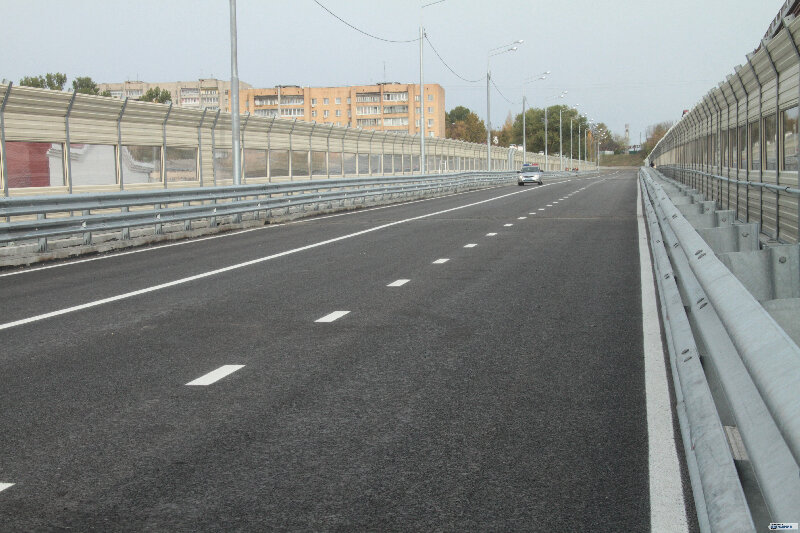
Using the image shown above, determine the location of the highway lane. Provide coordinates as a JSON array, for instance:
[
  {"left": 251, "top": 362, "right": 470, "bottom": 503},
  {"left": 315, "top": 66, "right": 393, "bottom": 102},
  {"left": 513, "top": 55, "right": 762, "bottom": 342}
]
[{"left": 0, "top": 170, "right": 691, "bottom": 531}]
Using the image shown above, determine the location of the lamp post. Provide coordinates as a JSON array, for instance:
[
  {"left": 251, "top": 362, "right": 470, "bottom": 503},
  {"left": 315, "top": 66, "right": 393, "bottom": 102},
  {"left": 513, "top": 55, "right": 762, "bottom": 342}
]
[
  {"left": 522, "top": 71, "right": 549, "bottom": 165},
  {"left": 229, "top": 0, "right": 241, "bottom": 185},
  {"left": 487, "top": 40, "right": 522, "bottom": 171},
  {"left": 544, "top": 90, "right": 567, "bottom": 171},
  {"left": 419, "top": 0, "right": 446, "bottom": 174}
]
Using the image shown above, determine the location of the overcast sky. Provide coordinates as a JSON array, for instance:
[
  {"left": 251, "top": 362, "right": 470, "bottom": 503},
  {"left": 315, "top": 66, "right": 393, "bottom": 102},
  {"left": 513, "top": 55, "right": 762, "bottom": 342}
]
[{"left": 0, "top": 0, "right": 785, "bottom": 144}]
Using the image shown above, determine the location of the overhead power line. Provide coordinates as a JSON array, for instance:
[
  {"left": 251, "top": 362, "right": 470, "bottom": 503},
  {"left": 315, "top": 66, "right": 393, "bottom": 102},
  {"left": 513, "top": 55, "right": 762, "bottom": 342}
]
[
  {"left": 424, "top": 33, "right": 485, "bottom": 83},
  {"left": 313, "top": 0, "right": 420, "bottom": 43},
  {"left": 490, "top": 77, "right": 517, "bottom": 105}
]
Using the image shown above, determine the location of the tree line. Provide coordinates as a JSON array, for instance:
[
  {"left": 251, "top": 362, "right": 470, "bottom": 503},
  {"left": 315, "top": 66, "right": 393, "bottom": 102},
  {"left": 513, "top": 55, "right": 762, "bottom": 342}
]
[
  {"left": 16, "top": 72, "right": 171, "bottom": 103},
  {"left": 445, "top": 105, "right": 627, "bottom": 159}
]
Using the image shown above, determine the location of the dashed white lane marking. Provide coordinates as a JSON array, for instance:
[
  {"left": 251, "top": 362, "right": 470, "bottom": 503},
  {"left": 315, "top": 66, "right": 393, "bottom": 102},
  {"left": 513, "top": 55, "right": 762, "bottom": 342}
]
[
  {"left": 464, "top": 244, "right": 477, "bottom": 248},
  {"left": 315, "top": 310, "right": 350, "bottom": 323},
  {"left": 387, "top": 279, "right": 410, "bottom": 287},
  {"left": 0, "top": 483, "right": 14, "bottom": 493},
  {"left": 637, "top": 180, "right": 689, "bottom": 531},
  {"left": 433, "top": 258, "right": 449, "bottom": 264},
  {"left": 538, "top": 208, "right": 545, "bottom": 211},
  {"left": 517, "top": 216, "right": 527, "bottom": 220},
  {"left": 1, "top": 183, "right": 570, "bottom": 331},
  {"left": 186, "top": 365, "right": 245, "bottom": 386},
  {"left": 486, "top": 233, "right": 497, "bottom": 236},
  {"left": 504, "top": 223, "right": 514, "bottom": 227}
]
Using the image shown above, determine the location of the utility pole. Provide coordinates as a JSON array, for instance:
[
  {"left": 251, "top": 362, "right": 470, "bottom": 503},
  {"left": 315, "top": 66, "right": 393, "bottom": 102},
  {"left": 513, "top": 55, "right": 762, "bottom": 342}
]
[{"left": 229, "top": 0, "right": 241, "bottom": 185}]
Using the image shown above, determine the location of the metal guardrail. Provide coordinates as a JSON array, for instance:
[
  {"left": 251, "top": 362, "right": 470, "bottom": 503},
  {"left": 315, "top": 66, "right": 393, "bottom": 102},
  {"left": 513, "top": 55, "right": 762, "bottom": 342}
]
[
  {"left": 640, "top": 166, "right": 800, "bottom": 531},
  {"left": 0, "top": 171, "right": 515, "bottom": 251}
]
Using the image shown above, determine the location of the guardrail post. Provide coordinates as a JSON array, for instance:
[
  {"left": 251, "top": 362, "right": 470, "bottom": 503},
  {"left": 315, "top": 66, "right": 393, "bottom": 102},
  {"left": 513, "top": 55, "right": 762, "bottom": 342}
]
[
  {"left": 64, "top": 91, "right": 77, "bottom": 194},
  {"left": 116, "top": 97, "right": 129, "bottom": 191},
  {"left": 197, "top": 107, "right": 207, "bottom": 187},
  {"left": 0, "top": 82, "right": 11, "bottom": 198},
  {"left": 37, "top": 213, "right": 47, "bottom": 252},
  {"left": 161, "top": 101, "right": 172, "bottom": 189},
  {"left": 82, "top": 210, "right": 92, "bottom": 245},
  {"left": 210, "top": 109, "right": 220, "bottom": 186}
]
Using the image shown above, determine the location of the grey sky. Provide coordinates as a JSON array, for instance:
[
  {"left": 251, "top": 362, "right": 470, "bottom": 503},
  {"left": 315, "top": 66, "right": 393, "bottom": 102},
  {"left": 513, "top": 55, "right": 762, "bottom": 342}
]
[{"left": 0, "top": 0, "right": 784, "bottom": 144}]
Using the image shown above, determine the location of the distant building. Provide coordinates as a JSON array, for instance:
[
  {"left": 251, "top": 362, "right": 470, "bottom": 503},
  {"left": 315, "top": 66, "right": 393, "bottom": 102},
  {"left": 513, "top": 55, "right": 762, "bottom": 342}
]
[
  {"left": 239, "top": 82, "right": 446, "bottom": 138},
  {"left": 98, "top": 78, "right": 252, "bottom": 112}
]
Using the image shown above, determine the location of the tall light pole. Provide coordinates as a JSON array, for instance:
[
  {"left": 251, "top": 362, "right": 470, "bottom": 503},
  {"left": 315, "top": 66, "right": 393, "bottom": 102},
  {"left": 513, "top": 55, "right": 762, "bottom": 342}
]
[
  {"left": 419, "top": 0, "right": 446, "bottom": 174},
  {"left": 522, "top": 71, "right": 549, "bottom": 164},
  {"left": 544, "top": 90, "right": 566, "bottom": 171},
  {"left": 487, "top": 40, "right": 522, "bottom": 171},
  {"left": 229, "top": 0, "right": 241, "bottom": 185}
]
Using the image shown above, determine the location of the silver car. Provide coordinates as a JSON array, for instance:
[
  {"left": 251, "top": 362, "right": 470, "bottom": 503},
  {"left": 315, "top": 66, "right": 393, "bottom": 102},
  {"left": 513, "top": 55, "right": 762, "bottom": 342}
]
[{"left": 517, "top": 163, "right": 543, "bottom": 186}]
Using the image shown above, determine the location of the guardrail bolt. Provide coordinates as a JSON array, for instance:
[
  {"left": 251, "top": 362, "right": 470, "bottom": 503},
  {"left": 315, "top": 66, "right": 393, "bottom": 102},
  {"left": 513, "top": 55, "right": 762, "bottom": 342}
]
[
  {"left": 742, "top": 232, "right": 749, "bottom": 238},
  {"left": 695, "top": 249, "right": 703, "bottom": 255},
  {"left": 683, "top": 356, "right": 693, "bottom": 362},
  {"left": 681, "top": 349, "right": 690, "bottom": 354},
  {"left": 779, "top": 256, "right": 787, "bottom": 264},
  {"left": 664, "top": 273, "right": 671, "bottom": 279}
]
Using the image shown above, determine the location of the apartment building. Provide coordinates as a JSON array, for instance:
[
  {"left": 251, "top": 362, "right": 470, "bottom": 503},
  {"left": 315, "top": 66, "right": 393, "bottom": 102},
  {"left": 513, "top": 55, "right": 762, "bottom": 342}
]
[
  {"left": 240, "top": 82, "right": 446, "bottom": 138},
  {"left": 98, "top": 78, "right": 252, "bottom": 112}
]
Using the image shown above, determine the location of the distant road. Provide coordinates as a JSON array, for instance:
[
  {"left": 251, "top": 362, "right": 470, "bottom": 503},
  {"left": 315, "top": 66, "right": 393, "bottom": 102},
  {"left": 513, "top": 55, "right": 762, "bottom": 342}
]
[{"left": 0, "top": 169, "right": 691, "bottom": 531}]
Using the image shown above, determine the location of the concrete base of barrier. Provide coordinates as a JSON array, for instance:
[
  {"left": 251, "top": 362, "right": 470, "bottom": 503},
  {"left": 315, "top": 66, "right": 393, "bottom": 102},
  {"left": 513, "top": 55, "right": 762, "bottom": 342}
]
[{"left": 0, "top": 180, "right": 487, "bottom": 268}]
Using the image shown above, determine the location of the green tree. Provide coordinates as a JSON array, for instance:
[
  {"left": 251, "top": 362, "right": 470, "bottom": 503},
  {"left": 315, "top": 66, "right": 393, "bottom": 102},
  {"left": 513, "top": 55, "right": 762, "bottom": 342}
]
[
  {"left": 19, "top": 72, "right": 67, "bottom": 90},
  {"left": 72, "top": 76, "right": 101, "bottom": 95},
  {"left": 139, "top": 87, "right": 172, "bottom": 104},
  {"left": 642, "top": 121, "right": 674, "bottom": 155},
  {"left": 445, "top": 106, "right": 487, "bottom": 144}
]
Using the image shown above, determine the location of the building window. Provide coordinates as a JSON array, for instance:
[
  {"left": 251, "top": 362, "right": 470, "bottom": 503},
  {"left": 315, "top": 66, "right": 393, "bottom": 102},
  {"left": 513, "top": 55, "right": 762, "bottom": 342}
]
[
  {"left": 311, "top": 98, "right": 317, "bottom": 107},
  {"left": 415, "top": 119, "right": 420, "bottom": 127},
  {"left": 356, "top": 93, "right": 380, "bottom": 103},
  {"left": 254, "top": 109, "right": 278, "bottom": 117},
  {"left": 281, "top": 108, "right": 304, "bottom": 117},
  {"left": 323, "top": 110, "right": 329, "bottom": 118},
  {"left": 384, "top": 92, "right": 408, "bottom": 101},
  {"left": 383, "top": 117, "right": 408, "bottom": 126},
  {"left": 347, "top": 109, "right": 351, "bottom": 117},
  {"left": 335, "top": 97, "right": 341, "bottom": 104},
  {"left": 357, "top": 118, "right": 380, "bottom": 126},
  {"left": 428, "top": 119, "right": 433, "bottom": 127},
  {"left": 383, "top": 105, "right": 408, "bottom": 114},
  {"left": 416, "top": 107, "right": 421, "bottom": 115},
  {"left": 336, "top": 122, "right": 341, "bottom": 126},
  {"left": 323, "top": 98, "right": 329, "bottom": 105},
  {"left": 356, "top": 106, "right": 380, "bottom": 115},
  {"left": 428, "top": 94, "right": 434, "bottom": 101},
  {"left": 311, "top": 110, "right": 317, "bottom": 118},
  {"left": 335, "top": 109, "right": 341, "bottom": 117},
  {"left": 280, "top": 95, "right": 304, "bottom": 105},
  {"left": 254, "top": 95, "right": 278, "bottom": 106},
  {"left": 347, "top": 97, "right": 351, "bottom": 104},
  {"left": 414, "top": 95, "right": 420, "bottom": 102},
  {"left": 783, "top": 106, "right": 798, "bottom": 171}
]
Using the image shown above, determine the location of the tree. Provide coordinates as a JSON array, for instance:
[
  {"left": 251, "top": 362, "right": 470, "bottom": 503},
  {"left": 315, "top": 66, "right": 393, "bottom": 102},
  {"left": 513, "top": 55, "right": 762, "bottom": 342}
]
[
  {"left": 19, "top": 72, "right": 67, "bottom": 90},
  {"left": 445, "top": 106, "right": 487, "bottom": 144},
  {"left": 642, "top": 121, "right": 674, "bottom": 155},
  {"left": 72, "top": 76, "right": 101, "bottom": 95},
  {"left": 139, "top": 86, "right": 172, "bottom": 104}
]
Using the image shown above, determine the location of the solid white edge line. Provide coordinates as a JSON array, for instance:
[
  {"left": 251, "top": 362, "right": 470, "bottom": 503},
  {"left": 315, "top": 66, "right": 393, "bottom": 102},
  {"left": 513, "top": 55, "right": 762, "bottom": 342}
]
[
  {"left": 315, "top": 310, "right": 350, "bottom": 323},
  {"left": 637, "top": 179, "right": 689, "bottom": 532},
  {"left": 387, "top": 279, "right": 410, "bottom": 287},
  {"left": 186, "top": 365, "right": 245, "bottom": 386},
  {"left": 0, "top": 181, "right": 568, "bottom": 331}
]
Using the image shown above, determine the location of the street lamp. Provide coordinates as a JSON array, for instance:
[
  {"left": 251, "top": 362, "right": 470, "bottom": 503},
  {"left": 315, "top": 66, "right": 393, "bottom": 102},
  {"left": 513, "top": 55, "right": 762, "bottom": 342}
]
[
  {"left": 569, "top": 104, "right": 580, "bottom": 170},
  {"left": 487, "top": 39, "right": 523, "bottom": 171},
  {"left": 229, "top": 0, "right": 241, "bottom": 185},
  {"left": 544, "top": 90, "right": 566, "bottom": 170},
  {"left": 522, "top": 71, "right": 549, "bottom": 164},
  {"left": 419, "top": 0, "right": 446, "bottom": 174}
]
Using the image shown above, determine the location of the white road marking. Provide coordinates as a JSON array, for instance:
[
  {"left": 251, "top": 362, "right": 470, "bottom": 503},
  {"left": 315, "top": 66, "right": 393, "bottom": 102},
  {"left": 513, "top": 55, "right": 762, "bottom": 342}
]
[
  {"left": 517, "top": 216, "right": 527, "bottom": 220},
  {"left": 637, "top": 179, "right": 689, "bottom": 532},
  {"left": 538, "top": 208, "right": 545, "bottom": 211},
  {"left": 186, "top": 365, "right": 245, "bottom": 386},
  {"left": 464, "top": 244, "right": 477, "bottom": 248},
  {"left": 433, "top": 258, "right": 449, "bottom": 264},
  {"left": 504, "top": 223, "right": 514, "bottom": 227},
  {"left": 486, "top": 233, "right": 497, "bottom": 236},
  {"left": 0, "top": 483, "right": 14, "bottom": 493},
  {"left": 546, "top": 204, "right": 553, "bottom": 207},
  {"left": 315, "top": 310, "right": 350, "bottom": 323},
  {"left": 0, "top": 182, "right": 573, "bottom": 331},
  {"left": 387, "top": 279, "right": 410, "bottom": 287}
]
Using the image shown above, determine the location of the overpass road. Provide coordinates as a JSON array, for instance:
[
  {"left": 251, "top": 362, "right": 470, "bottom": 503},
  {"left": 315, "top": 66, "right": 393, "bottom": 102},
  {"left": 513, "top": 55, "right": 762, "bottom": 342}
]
[{"left": 0, "top": 169, "right": 692, "bottom": 531}]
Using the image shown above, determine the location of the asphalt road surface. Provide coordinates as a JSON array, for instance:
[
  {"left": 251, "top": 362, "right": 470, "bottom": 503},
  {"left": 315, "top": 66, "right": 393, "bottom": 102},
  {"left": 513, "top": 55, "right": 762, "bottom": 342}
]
[{"left": 0, "top": 170, "right": 691, "bottom": 531}]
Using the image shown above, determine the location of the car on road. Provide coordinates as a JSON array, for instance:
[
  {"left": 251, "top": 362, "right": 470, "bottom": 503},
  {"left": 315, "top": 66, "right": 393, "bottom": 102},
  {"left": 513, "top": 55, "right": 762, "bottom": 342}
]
[{"left": 517, "top": 163, "right": 543, "bottom": 186}]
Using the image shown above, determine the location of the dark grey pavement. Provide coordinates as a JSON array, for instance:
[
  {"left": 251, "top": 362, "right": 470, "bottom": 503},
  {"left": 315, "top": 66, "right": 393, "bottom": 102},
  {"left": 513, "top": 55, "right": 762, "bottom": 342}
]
[{"left": 0, "top": 170, "right": 682, "bottom": 531}]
